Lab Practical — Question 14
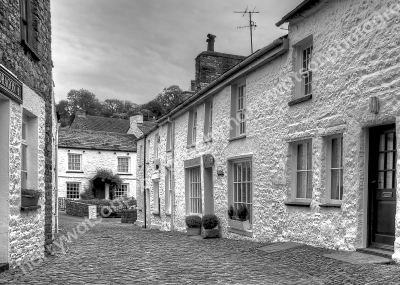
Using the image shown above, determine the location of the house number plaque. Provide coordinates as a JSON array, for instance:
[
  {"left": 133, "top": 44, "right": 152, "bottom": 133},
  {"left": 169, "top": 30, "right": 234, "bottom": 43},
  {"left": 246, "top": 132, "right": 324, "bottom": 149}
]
[{"left": 382, "top": 192, "right": 393, "bottom": 198}]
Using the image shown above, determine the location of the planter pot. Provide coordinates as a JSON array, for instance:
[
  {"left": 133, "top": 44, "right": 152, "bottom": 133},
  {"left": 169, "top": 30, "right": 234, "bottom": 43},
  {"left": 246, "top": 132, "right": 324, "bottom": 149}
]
[
  {"left": 186, "top": 227, "right": 201, "bottom": 236},
  {"left": 228, "top": 219, "right": 250, "bottom": 231},
  {"left": 201, "top": 227, "right": 220, "bottom": 239},
  {"left": 21, "top": 195, "right": 39, "bottom": 207}
]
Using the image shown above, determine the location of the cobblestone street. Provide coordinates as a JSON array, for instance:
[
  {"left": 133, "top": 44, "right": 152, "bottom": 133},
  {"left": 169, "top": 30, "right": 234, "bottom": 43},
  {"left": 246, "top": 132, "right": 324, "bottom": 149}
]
[{"left": 1, "top": 216, "right": 400, "bottom": 284}]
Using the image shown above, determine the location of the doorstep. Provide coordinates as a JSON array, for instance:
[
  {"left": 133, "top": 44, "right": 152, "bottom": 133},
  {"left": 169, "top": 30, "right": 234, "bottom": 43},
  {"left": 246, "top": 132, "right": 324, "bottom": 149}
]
[
  {"left": 0, "top": 263, "right": 9, "bottom": 274},
  {"left": 356, "top": 247, "right": 393, "bottom": 259},
  {"left": 323, "top": 251, "right": 393, "bottom": 265}
]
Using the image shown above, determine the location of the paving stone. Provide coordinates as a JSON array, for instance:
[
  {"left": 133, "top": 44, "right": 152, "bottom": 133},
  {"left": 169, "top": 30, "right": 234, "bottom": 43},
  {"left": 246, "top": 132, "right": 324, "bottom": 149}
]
[
  {"left": 0, "top": 218, "right": 399, "bottom": 284},
  {"left": 258, "top": 242, "right": 304, "bottom": 253}
]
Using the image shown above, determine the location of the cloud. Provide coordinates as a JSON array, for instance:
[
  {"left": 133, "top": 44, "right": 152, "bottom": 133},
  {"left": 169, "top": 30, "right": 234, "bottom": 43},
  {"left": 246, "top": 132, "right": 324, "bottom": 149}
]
[{"left": 51, "top": 0, "right": 303, "bottom": 104}]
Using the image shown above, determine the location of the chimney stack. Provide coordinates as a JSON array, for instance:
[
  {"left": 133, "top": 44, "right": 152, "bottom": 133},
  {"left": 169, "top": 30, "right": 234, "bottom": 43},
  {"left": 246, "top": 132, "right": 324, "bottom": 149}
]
[
  {"left": 206, "top": 34, "right": 216, "bottom": 51},
  {"left": 190, "top": 80, "right": 196, "bottom": 91}
]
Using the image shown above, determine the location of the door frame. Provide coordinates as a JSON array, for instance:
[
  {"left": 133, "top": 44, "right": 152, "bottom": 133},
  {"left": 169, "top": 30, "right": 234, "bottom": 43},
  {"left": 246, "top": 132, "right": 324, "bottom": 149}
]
[{"left": 364, "top": 123, "right": 397, "bottom": 249}]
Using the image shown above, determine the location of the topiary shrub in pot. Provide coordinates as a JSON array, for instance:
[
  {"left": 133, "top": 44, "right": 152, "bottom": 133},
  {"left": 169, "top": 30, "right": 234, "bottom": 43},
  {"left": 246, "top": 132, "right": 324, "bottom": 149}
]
[
  {"left": 21, "top": 189, "right": 42, "bottom": 207},
  {"left": 185, "top": 215, "right": 202, "bottom": 236},
  {"left": 201, "top": 214, "right": 220, "bottom": 239}
]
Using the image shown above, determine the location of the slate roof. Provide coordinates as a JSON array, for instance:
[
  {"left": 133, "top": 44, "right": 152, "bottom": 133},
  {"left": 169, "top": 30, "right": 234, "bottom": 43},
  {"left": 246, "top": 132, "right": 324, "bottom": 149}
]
[
  {"left": 59, "top": 128, "right": 137, "bottom": 152},
  {"left": 70, "top": 115, "right": 130, "bottom": 134},
  {"left": 137, "top": 121, "right": 157, "bottom": 135}
]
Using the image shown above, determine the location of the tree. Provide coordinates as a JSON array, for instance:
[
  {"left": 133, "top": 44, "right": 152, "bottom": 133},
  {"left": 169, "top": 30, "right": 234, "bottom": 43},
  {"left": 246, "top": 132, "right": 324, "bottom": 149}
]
[
  {"left": 155, "top": 85, "right": 190, "bottom": 115},
  {"left": 56, "top": 99, "right": 72, "bottom": 127},
  {"left": 140, "top": 100, "right": 164, "bottom": 120},
  {"left": 66, "top": 89, "right": 102, "bottom": 116}
]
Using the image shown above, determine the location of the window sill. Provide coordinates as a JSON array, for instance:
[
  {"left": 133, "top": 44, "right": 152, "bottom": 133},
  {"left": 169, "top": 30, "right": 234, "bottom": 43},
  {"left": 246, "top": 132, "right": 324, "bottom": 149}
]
[
  {"left": 203, "top": 138, "right": 212, "bottom": 143},
  {"left": 21, "top": 40, "right": 41, "bottom": 61},
  {"left": 186, "top": 144, "right": 196, "bottom": 149},
  {"left": 288, "top": 94, "right": 312, "bottom": 106},
  {"left": 165, "top": 212, "right": 171, "bottom": 217},
  {"left": 228, "top": 134, "right": 246, "bottom": 142},
  {"left": 227, "top": 226, "right": 253, "bottom": 237},
  {"left": 319, "top": 203, "right": 341, "bottom": 208},
  {"left": 284, "top": 201, "right": 311, "bottom": 207},
  {"left": 21, "top": 205, "right": 41, "bottom": 212},
  {"left": 152, "top": 211, "right": 160, "bottom": 216},
  {"left": 117, "top": 173, "right": 132, "bottom": 176},
  {"left": 66, "top": 171, "right": 84, "bottom": 173}
]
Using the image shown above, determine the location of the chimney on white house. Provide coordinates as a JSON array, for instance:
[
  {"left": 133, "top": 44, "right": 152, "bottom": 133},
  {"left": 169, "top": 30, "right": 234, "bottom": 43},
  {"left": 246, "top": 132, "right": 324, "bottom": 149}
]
[
  {"left": 127, "top": 114, "right": 144, "bottom": 137},
  {"left": 75, "top": 109, "right": 86, "bottom": 117}
]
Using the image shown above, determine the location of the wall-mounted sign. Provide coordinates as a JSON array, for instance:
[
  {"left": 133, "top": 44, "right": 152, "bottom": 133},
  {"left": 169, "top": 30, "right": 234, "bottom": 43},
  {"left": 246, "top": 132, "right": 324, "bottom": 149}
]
[
  {"left": 217, "top": 166, "right": 224, "bottom": 176},
  {"left": 0, "top": 66, "right": 23, "bottom": 103},
  {"left": 184, "top": 157, "right": 201, "bottom": 168},
  {"left": 203, "top": 154, "right": 214, "bottom": 169}
]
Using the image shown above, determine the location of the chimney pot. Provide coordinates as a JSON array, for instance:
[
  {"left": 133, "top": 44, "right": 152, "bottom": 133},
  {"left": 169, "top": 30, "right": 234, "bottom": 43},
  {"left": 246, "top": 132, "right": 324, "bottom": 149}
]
[{"left": 206, "top": 34, "right": 216, "bottom": 51}]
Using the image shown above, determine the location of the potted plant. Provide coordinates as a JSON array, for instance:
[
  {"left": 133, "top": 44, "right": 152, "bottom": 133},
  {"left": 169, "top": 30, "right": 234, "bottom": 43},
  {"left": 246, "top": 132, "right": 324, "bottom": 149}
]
[
  {"left": 201, "top": 214, "right": 220, "bottom": 239},
  {"left": 227, "top": 204, "right": 251, "bottom": 231},
  {"left": 185, "top": 215, "right": 202, "bottom": 236},
  {"left": 21, "top": 189, "right": 42, "bottom": 207}
]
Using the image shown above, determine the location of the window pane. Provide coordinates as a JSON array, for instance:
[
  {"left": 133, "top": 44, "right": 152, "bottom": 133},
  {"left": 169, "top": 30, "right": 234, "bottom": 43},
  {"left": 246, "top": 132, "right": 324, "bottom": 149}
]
[
  {"left": 387, "top": 171, "right": 393, "bottom": 189},
  {"left": 296, "top": 172, "right": 307, "bottom": 198},
  {"left": 378, "top": 153, "right": 385, "bottom": 171},
  {"left": 331, "top": 169, "right": 340, "bottom": 200},
  {"left": 306, "top": 171, "right": 312, "bottom": 199},
  {"left": 21, "top": 145, "right": 27, "bottom": 171},
  {"left": 297, "top": 144, "right": 306, "bottom": 170},
  {"left": 387, "top": 151, "right": 394, "bottom": 170},
  {"left": 378, "top": 172, "right": 384, "bottom": 189},
  {"left": 331, "top": 138, "right": 340, "bottom": 168},
  {"left": 387, "top": 133, "right": 394, "bottom": 151},
  {"left": 379, "top": 134, "right": 385, "bottom": 151},
  {"left": 247, "top": 183, "right": 251, "bottom": 203},
  {"left": 237, "top": 183, "right": 242, "bottom": 203},
  {"left": 307, "top": 142, "right": 312, "bottom": 170}
]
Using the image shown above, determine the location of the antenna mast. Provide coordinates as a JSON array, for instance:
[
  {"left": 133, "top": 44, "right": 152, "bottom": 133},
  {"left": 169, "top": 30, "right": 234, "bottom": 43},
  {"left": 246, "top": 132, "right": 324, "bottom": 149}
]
[{"left": 234, "top": 7, "right": 259, "bottom": 54}]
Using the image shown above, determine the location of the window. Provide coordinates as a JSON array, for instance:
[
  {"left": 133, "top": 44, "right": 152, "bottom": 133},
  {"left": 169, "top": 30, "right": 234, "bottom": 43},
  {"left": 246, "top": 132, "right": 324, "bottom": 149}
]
[
  {"left": 192, "top": 111, "right": 197, "bottom": 144},
  {"left": 165, "top": 167, "right": 172, "bottom": 214},
  {"left": 154, "top": 134, "right": 159, "bottom": 159},
  {"left": 301, "top": 45, "right": 313, "bottom": 96},
  {"left": 146, "top": 140, "right": 150, "bottom": 162},
  {"left": 67, "top": 183, "right": 80, "bottom": 199},
  {"left": 326, "top": 135, "right": 343, "bottom": 202},
  {"left": 117, "top": 157, "right": 130, "bottom": 173},
  {"left": 237, "top": 85, "right": 246, "bottom": 135},
  {"left": 68, "top": 153, "right": 82, "bottom": 171},
  {"left": 293, "top": 35, "right": 313, "bottom": 99},
  {"left": 230, "top": 80, "right": 246, "bottom": 139},
  {"left": 19, "top": 0, "right": 32, "bottom": 45},
  {"left": 139, "top": 145, "right": 143, "bottom": 165},
  {"left": 115, "top": 184, "right": 128, "bottom": 198},
  {"left": 204, "top": 100, "right": 213, "bottom": 140},
  {"left": 291, "top": 140, "right": 312, "bottom": 200},
  {"left": 188, "top": 167, "right": 201, "bottom": 214},
  {"left": 166, "top": 122, "right": 173, "bottom": 151},
  {"left": 153, "top": 182, "right": 160, "bottom": 214},
  {"left": 187, "top": 109, "right": 198, "bottom": 146},
  {"left": 21, "top": 120, "right": 27, "bottom": 189},
  {"left": 231, "top": 160, "right": 252, "bottom": 222}
]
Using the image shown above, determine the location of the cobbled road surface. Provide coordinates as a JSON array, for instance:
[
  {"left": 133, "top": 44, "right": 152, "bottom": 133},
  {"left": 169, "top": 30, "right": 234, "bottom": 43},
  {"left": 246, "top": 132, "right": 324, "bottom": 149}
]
[{"left": 1, "top": 215, "right": 400, "bottom": 284}]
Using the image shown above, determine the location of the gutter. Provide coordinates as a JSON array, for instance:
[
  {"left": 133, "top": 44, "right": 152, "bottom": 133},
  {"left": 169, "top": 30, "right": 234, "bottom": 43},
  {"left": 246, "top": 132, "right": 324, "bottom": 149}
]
[
  {"left": 156, "top": 36, "right": 288, "bottom": 124},
  {"left": 275, "top": 0, "right": 321, "bottom": 27},
  {"left": 143, "top": 133, "right": 147, "bottom": 228}
]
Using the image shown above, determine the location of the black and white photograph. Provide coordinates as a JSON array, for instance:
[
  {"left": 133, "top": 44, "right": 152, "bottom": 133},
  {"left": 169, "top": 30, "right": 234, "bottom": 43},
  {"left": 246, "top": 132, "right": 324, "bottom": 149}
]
[{"left": 1, "top": 0, "right": 400, "bottom": 284}]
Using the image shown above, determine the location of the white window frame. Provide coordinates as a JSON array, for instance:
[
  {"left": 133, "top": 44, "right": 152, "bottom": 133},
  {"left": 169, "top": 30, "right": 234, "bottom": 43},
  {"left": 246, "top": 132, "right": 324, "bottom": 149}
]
[
  {"left": 153, "top": 181, "right": 160, "bottom": 214},
  {"left": 115, "top": 183, "right": 128, "bottom": 198},
  {"left": 66, "top": 182, "right": 80, "bottom": 199},
  {"left": 237, "top": 85, "right": 246, "bottom": 136},
  {"left": 301, "top": 44, "right": 313, "bottom": 97},
  {"left": 21, "top": 119, "right": 28, "bottom": 189},
  {"left": 290, "top": 139, "right": 313, "bottom": 201},
  {"left": 165, "top": 167, "right": 172, "bottom": 214},
  {"left": 154, "top": 133, "right": 159, "bottom": 160},
  {"left": 166, "top": 122, "right": 173, "bottom": 151},
  {"left": 68, "top": 153, "right": 82, "bottom": 171},
  {"left": 117, "top": 157, "right": 130, "bottom": 173},
  {"left": 188, "top": 167, "right": 202, "bottom": 215},
  {"left": 293, "top": 35, "right": 313, "bottom": 99},
  {"left": 325, "top": 134, "right": 343, "bottom": 204},
  {"left": 230, "top": 158, "right": 253, "bottom": 224}
]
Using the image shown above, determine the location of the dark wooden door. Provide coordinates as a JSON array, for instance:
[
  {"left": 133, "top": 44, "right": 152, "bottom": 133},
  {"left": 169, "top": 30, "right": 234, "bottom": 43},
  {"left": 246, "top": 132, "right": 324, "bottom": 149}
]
[{"left": 369, "top": 124, "right": 396, "bottom": 248}]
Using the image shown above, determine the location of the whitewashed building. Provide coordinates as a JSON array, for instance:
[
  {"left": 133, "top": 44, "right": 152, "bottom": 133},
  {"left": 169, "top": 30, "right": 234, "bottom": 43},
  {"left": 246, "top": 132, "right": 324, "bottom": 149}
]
[
  {"left": 136, "top": 0, "right": 400, "bottom": 262},
  {"left": 57, "top": 112, "right": 154, "bottom": 200}
]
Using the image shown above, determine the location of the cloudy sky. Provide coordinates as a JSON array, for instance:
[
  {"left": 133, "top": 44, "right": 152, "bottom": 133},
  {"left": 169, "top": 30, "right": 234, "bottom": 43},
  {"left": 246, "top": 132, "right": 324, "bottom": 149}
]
[{"left": 51, "top": 0, "right": 303, "bottom": 104}]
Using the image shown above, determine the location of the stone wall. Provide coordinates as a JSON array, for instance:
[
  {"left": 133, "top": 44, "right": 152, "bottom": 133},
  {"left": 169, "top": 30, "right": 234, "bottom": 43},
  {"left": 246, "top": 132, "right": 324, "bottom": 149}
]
[
  {"left": 66, "top": 200, "right": 89, "bottom": 218},
  {"left": 137, "top": 0, "right": 400, "bottom": 261},
  {"left": 0, "top": 0, "right": 54, "bottom": 267},
  {"left": 58, "top": 148, "right": 137, "bottom": 198}
]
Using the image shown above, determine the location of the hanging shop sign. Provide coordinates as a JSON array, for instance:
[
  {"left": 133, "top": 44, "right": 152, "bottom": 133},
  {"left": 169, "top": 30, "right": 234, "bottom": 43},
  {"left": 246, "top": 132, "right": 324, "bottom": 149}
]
[{"left": 0, "top": 66, "right": 23, "bottom": 103}]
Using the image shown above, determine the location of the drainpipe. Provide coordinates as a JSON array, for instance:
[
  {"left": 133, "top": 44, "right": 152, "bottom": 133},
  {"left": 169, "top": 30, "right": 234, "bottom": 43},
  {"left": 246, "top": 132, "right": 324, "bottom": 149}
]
[
  {"left": 171, "top": 120, "right": 175, "bottom": 231},
  {"left": 54, "top": 122, "right": 60, "bottom": 233},
  {"left": 143, "top": 134, "right": 147, "bottom": 228}
]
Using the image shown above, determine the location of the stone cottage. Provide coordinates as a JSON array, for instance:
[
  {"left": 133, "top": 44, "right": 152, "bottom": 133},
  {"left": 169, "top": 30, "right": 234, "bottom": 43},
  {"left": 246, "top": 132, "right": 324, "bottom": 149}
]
[
  {"left": 0, "top": 0, "right": 56, "bottom": 270},
  {"left": 136, "top": 0, "right": 400, "bottom": 262},
  {"left": 58, "top": 112, "right": 155, "bottom": 201}
]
